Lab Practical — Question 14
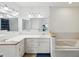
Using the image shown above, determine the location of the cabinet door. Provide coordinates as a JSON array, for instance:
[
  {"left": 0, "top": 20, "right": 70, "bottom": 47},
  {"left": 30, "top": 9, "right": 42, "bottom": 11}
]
[
  {"left": 0, "top": 45, "right": 17, "bottom": 57},
  {"left": 17, "top": 40, "right": 24, "bottom": 57},
  {"left": 20, "top": 40, "right": 24, "bottom": 56},
  {"left": 38, "top": 38, "right": 50, "bottom": 53},
  {"left": 25, "top": 39, "right": 38, "bottom": 53},
  {"left": 26, "top": 39, "right": 38, "bottom": 48},
  {"left": 26, "top": 47, "right": 38, "bottom": 53}
]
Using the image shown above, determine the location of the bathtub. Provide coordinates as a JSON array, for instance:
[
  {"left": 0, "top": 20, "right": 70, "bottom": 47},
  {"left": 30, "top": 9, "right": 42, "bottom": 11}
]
[{"left": 55, "top": 39, "right": 79, "bottom": 57}]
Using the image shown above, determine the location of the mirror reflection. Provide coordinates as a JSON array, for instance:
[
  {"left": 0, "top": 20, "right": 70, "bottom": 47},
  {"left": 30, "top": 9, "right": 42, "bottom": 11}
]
[
  {"left": 0, "top": 18, "right": 18, "bottom": 31},
  {"left": 22, "top": 18, "right": 48, "bottom": 32}
]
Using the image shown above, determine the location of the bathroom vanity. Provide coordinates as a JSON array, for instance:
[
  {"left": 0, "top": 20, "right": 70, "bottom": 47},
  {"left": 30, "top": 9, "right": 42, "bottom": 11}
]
[
  {"left": 0, "top": 34, "right": 54, "bottom": 57},
  {"left": 25, "top": 36, "right": 50, "bottom": 53},
  {"left": 0, "top": 17, "right": 55, "bottom": 57}
]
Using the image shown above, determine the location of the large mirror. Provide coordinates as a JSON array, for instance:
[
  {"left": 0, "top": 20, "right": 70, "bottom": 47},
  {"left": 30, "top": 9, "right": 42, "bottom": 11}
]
[
  {"left": 22, "top": 18, "right": 48, "bottom": 32},
  {"left": 0, "top": 18, "right": 18, "bottom": 31},
  {"left": 22, "top": 19, "right": 31, "bottom": 31}
]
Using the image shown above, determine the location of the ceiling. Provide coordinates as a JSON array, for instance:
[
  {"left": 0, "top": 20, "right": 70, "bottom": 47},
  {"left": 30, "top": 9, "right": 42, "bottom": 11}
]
[
  {"left": 0, "top": 2, "right": 79, "bottom": 18},
  {"left": 1, "top": 2, "right": 79, "bottom": 7},
  {"left": 0, "top": 2, "right": 79, "bottom": 11},
  {"left": 15, "top": 2, "right": 79, "bottom": 7}
]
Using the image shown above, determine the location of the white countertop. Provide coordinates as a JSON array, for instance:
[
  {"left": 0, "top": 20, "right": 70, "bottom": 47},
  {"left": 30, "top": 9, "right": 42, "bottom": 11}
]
[
  {"left": 0, "top": 41, "right": 19, "bottom": 45},
  {"left": 0, "top": 34, "right": 52, "bottom": 45},
  {"left": 7, "top": 35, "right": 51, "bottom": 42}
]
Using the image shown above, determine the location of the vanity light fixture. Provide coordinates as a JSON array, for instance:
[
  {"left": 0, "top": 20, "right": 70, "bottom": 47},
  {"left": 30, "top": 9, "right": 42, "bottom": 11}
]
[
  {"left": 0, "top": 14, "right": 3, "bottom": 18},
  {"left": 68, "top": 1, "right": 72, "bottom": 4},
  {"left": 11, "top": 12, "right": 19, "bottom": 16},
  {"left": 3, "top": 7, "right": 9, "bottom": 10},
  {"left": 38, "top": 14, "right": 41, "bottom": 18},
  {"left": 38, "top": 14, "right": 43, "bottom": 18},
  {"left": 6, "top": 14, "right": 13, "bottom": 18},
  {"left": 0, "top": 3, "right": 19, "bottom": 16},
  {"left": 0, "top": 9, "right": 7, "bottom": 13},
  {"left": 28, "top": 14, "right": 33, "bottom": 18}
]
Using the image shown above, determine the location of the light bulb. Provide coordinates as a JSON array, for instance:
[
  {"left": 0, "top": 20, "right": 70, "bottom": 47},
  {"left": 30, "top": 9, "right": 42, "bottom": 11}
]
[
  {"left": 4, "top": 7, "right": 9, "bottom": 10},
  {"left": 68, "top": 2, "right": 72, "bottom": 4},
  {"left": 38, "top": 14, "right": 43, "bottom": 18},
  {"left": 28, "top": 14, "right": 33, "bottom": 18},
  {"left": 7, "top": 14, "right": 13, "bottom": 18}
]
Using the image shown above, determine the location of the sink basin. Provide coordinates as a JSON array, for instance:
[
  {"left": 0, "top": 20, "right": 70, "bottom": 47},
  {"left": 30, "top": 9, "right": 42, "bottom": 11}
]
[
  {"left": 0, "top": 35, "right": 5, "bottom": 37},
  {"left": 0, "top": 39, "right": 7, "bottom": 42}
]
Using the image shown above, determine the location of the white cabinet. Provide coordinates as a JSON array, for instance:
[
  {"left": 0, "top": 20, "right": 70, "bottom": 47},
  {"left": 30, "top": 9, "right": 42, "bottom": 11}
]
[
  {"left": 0, "top": 45, "right": 17, "bottom": 57},
  {"left": 25, "top": 38, "right": 38, "bottom": 53},
  {"left": 25, "top": 38, "right": 50, "bottom": 53},
  {"left": 0, "top": 39, "right": 24, "bottom": 57},
  {"left": 38, "top": 38, "right": 50, "bottom": 53}
]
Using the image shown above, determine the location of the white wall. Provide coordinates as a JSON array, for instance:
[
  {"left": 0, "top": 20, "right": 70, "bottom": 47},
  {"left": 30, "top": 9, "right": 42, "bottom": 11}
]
[
  {"left": 0, "top": 19, "right": 1, "bottom": 30},
  {"left": 18, "top": 6, "right": 50, "bottom": 32},
  {"left": 50, "top": 7, "right": 79, "bottom": 33}
]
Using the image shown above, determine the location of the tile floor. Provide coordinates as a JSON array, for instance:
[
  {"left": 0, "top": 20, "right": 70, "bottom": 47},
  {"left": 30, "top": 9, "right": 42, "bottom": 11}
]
[
  {"left": 23, "top": 53, "right": 50, "bottom": 57},
  {"left": 23, "top": 53, "right": 36, "bottom": 57}
]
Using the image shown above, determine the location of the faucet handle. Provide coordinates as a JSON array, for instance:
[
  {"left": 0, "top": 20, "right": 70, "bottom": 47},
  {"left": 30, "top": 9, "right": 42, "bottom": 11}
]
[{"left": 49, "top": 32, "right": 56, "bottom": 37}]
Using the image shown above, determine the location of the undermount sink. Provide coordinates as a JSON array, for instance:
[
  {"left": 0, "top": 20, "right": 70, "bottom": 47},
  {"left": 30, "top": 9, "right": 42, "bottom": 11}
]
[
  {"left": 0, "top": 39, "right": 18, "bottom": 43},
  {"left": 0, "top": 39, "right": 8, "bottom": 42}
]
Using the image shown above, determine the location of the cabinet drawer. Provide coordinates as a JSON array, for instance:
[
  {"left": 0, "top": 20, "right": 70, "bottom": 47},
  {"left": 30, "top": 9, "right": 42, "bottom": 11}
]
[
  {"left": 26, "top": 39, "right": 38, "bottom": 42},
  {"left": 26, "top": 39, "right": 38, "bottom": 48},
  {"left": 39, "top": 42, "right": 49, "bottom": 46},
  {"left": 26, "top": 43, "right": 38, "bottom": 48}
]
